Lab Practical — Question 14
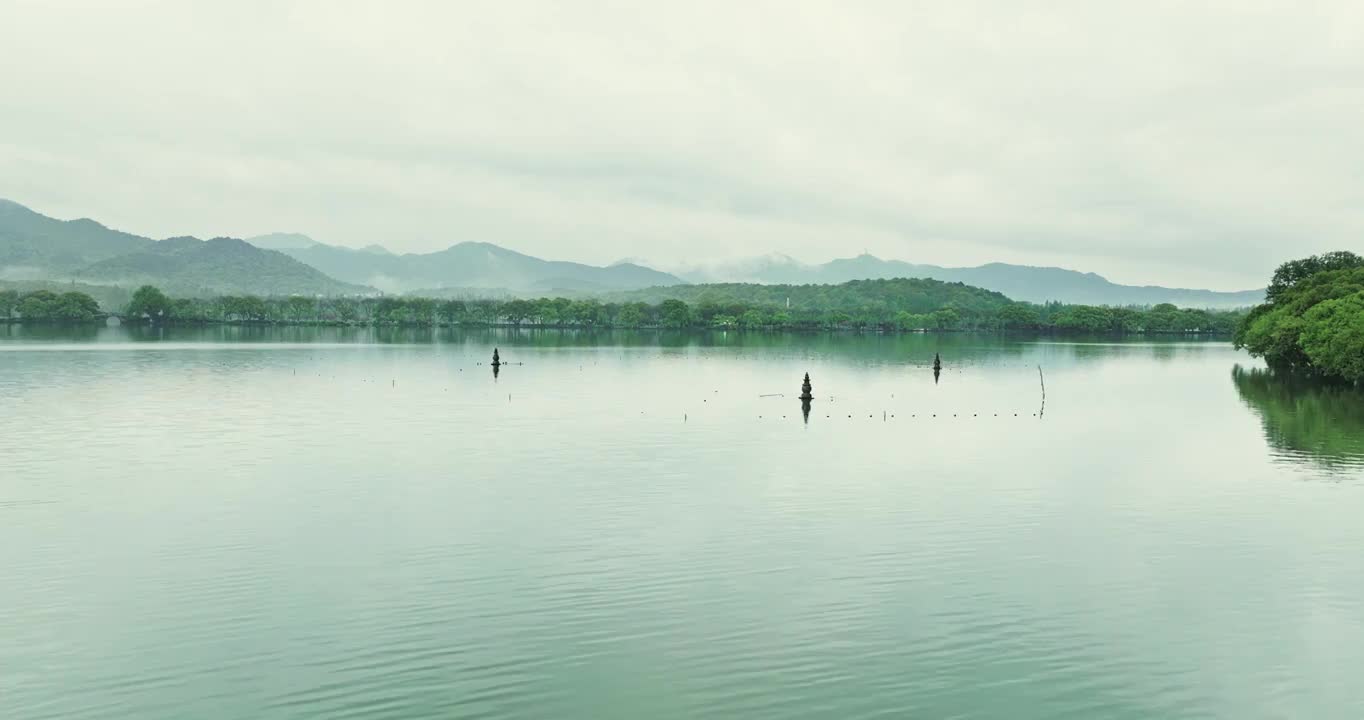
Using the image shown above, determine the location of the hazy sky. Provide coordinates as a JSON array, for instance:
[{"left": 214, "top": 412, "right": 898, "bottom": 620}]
[{"left": 3, "top": 1, "right": 1362, "bottom": 289}]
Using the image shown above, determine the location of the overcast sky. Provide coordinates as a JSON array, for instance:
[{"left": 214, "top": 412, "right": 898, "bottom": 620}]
[{"left": 3, "top": 1, "right": 1363, "bottom": 289}]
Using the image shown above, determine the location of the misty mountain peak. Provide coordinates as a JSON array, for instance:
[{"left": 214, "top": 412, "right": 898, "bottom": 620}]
[{"left": 247, "top": 232, "right": 321, "bottom": 251}]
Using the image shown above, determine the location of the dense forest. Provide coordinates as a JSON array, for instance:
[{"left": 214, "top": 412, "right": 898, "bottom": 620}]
[
  {"left": 2, "top": 279, "right": 1246, "bottom": 333},
  {"left": 1234, "top": 251, "right": 1364, "bottom": 383},
  {"left": 78, "top": 279, "right": 1243, "bottom": 333},
  {"left": 0, "top": 289, "right": 103, "bottom": 321}
]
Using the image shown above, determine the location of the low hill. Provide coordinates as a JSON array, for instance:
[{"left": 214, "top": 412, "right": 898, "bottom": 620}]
[
  {"left": 1, "top": 201, "right": 367, "bottom": 296},
  {"left": 612, "top": 276, "right": 1014, "bottom": 316},
  {"left": 0, "top": 198, "right": 155, "bottom": 275},
  {"left": 80, "top": 236, "right": 367, "bottom": 296},
  {"left": 276, "top": 241, "right": 686, "bottom": 294},
  {"left": 680, "top": 253, "right": 1264, "bottom": 308}
]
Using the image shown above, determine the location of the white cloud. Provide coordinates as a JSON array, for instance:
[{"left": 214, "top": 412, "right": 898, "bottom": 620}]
[{"left": 2, "top": 0, "right": 1362, "bottom": 288}]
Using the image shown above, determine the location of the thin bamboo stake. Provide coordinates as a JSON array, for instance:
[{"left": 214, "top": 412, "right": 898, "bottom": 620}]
[{"left": 1037, "top": 365, "right": 1046, "bottom": 419}]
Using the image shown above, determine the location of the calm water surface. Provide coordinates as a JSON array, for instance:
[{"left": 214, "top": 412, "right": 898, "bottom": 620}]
[{"left": 2, "top": 325, "right": 1362, "bottom": 719}]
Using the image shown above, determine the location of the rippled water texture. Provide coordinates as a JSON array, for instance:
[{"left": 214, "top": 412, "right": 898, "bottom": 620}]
[{"left": 3, "top": 325, "right": 1362, "bottom": 719}]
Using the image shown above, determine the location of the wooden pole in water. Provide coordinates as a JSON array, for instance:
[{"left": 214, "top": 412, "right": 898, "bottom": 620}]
[{"left": 1037, "top": 365, "right": 1046, "bottom": 419}]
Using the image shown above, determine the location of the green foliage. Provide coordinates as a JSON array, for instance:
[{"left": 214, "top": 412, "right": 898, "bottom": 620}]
[
  {"left": 0, "top": 289, "right": 18, "bottom": 318},
  {"left": 0, "top": 280, "right": 131, "bottom": 310},
  {"left": 615, "top": 277, "right": 1013, "bottom": 317},
  {"left": 9, "top": 289, "right": 102, "bottom": 321},
  {"left": 616, "top": 303, "right": 646, "bottom": 327},
  {"left": 1236, "top": 253, "right": 1364, "bottom": 382},
  {"left": 1266, "top": 251, "right": 1364, "bottom": 303},
  {"left": 79, "top": 282, "right": 1242, "bottom": 337},
  {"left": 996, "top": 303, "right": 1040, "bottom": 330},
  {"left": 57, "top": 291, "right": 101, "bottom": 320},
  {"left": 1050, "top": 305, "right": 1112, "bottom": 333},
  {"left": 1237, "top": 308, "right": 1309, "bottom": 369},
  {"left": 1299, "top": 292, "right": 1364, "bottom": 383},
  {"left": 127, "top": 285, "right": 172, "bottom": 321},
  {"left": 932, "top": 307, "right": 961, "bottom": 330},
  {"left": 658, "top": 299, "right": 692, "bottom": 328}
]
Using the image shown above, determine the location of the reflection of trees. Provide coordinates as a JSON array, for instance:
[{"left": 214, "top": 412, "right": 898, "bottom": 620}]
[
  {"left": 1232, "top": 365, "right": 1364, "bottom": 469},
  {"left": 2, "top": 322, "right": 105, "bottom": 342}
]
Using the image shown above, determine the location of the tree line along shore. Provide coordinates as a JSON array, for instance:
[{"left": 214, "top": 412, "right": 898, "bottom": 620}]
[
  {"left": 14, "top": 248, "right": 1358, "bottom": 383},
  {"left": 3, "top": 278, "right": 1245, "bottom": 334}
]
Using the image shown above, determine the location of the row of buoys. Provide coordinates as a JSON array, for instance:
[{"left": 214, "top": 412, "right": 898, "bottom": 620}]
[
  {"left": 763, "top": 413, "right": 1038, "bottom": 418},
  {"left": 798, "top": 360, "right": 952, "bottom": 423},
  {"left": 798, "top": 357, "right": 944, "bottom": 404}
]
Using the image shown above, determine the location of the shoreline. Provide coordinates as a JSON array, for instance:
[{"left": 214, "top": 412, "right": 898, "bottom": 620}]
[{"left": 2, "top": 317, "right": 1235, "bottom": 337}]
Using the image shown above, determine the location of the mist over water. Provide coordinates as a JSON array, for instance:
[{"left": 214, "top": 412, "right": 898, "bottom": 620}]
[{"left": 3, "top": 326, "right": 1362, "bottom": 719}]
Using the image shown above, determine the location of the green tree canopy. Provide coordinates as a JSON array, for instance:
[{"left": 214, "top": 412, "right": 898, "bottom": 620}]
[
  {"left": 127, "top": 285, "right": 172, "bottom": 321},
  {"left": 997, "top": 303, "right": 1040, "bottom": 330},
  {"left": 1266, "top": 251, "right": 1364, "bottom": 303},
  {"left": 1235, "top": 253, "right": 1364, "bottom": 382},
  {"left": 9, "top": 289, "right": 101, "bottom": 321},
  {"left": 0, "top": 289, "right": 20, "bottom": 318},
  {"left": 1298, "top": 292, "right": 1364, "bottom": 383}
]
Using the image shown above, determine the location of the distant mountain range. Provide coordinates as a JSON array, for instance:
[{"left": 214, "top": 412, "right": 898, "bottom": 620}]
[
  {"left": 674, "top": 253, "right": 1264, "bottom": 308},
  {"left": 0, "top": 200, "right": 681, "bottom": 298},
  {"left": 2, "top": 198, "right": 1265, "bottom": 307},
  {"left": 1, "top": 198, "right": 155, "bottom": 273},
  {"left": 80, "top": 236, "right": 367, "bottom": 296},
  {"left": 0, "top": 200, "right": 362, "bottom": 296},
  {"left": 258, "top": 238, "right": 686, "bottom": 294}
]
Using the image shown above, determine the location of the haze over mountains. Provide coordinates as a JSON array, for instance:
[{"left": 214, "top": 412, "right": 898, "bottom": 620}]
[
  {"left": 0, "top": 200, "right": 683, "bottom": 297},
  {"left": 263, "top": 238, "right": 685, "bottom": 294},
  {"left": 244, "top": 232, "right": 322, "bottom": 251},
  {"left": 674, "top": 254, "right": 1265, "bottom": 308},
  {"left": 1, "top": 199, "right": 1265, "bottom": 307},
  {"left": 0, "top": 199, "right": 362, "bottom": 296}
]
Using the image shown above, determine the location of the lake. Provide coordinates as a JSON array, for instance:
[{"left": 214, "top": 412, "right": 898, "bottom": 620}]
[{"left": 2, "top": 325, "right": 1362, "bottom": 719}]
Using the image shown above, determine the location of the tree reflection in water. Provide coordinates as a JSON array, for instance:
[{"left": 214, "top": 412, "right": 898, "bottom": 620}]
[{"left": 1232, "top": 365, "right": 1364, "bottom": 471}]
